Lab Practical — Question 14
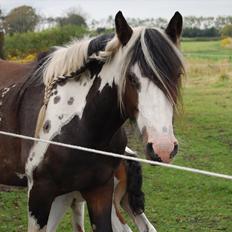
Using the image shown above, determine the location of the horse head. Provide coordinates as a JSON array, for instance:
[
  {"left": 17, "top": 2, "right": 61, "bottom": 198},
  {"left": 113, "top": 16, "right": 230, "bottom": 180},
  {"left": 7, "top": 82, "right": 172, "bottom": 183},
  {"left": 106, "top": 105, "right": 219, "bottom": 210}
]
[{"left": 113, "top": 11, "right": 185, "bottom": 163}]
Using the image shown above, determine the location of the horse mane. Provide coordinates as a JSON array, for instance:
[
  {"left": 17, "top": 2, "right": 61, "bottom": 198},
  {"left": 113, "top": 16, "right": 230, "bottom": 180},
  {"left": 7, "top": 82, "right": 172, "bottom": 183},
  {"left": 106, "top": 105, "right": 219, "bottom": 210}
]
[
  {"left": 41, "top": 33, "right": 119, "bottom": 87},
  {"left": 21, "top": 27, "right": 185, "bottom": 136},
  {"left": 42, "top": 38, "right": 90, "bottom": 86}
]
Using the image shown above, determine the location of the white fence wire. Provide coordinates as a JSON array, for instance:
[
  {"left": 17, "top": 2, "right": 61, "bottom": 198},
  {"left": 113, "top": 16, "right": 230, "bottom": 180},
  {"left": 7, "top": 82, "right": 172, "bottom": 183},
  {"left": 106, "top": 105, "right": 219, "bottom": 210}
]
[{"left": 0, "top": 130, "right": 231, "bottom": 180}]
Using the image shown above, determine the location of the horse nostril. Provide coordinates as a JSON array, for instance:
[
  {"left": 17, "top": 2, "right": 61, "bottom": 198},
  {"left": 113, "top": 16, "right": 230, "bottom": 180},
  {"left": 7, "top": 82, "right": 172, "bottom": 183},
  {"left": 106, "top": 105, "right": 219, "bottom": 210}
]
[
  {"left": 170, "top": 143, "right": 178, "bottom": 158},
  {"left": 146, "top": 143, "right": 153, "bottom": 154},
  {"left": 146, "top": 143, "right": 162, "bottom": 162}
]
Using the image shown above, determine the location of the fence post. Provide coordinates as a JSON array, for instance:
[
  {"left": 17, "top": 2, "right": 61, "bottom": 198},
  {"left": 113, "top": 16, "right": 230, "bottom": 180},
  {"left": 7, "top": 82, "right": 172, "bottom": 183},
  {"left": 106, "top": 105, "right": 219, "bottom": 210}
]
[{"left": 0, "top": 29, "right": 4, "bottom": 59}]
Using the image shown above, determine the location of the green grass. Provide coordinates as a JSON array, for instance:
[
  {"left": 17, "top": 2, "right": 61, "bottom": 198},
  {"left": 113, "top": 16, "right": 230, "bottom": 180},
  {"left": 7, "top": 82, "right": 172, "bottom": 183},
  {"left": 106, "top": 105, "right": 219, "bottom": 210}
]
[
  {"left": 0, "top": 44, "right": 232, "bottom": 231},
  {"left": 182, "top": 40, "right": 232, "bottom": 60}
]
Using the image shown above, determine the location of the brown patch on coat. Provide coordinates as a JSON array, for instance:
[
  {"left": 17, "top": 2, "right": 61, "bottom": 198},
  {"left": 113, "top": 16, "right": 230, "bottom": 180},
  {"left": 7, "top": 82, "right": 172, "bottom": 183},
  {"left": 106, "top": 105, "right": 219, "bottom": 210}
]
[
  {"left": 123, "top": 78, "right": 139, "bottom": 119},
  {"left": 82, "top": 178, "right": 113, "bottom": 216},
  {"left": 114, "top": 161, "right": 127, "bottom": 224}
]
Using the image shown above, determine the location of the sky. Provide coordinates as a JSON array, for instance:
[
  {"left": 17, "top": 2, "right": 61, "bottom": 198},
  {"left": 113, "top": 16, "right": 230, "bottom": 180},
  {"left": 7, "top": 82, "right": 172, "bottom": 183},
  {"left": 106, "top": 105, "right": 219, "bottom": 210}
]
[{"left": 1, "top": 0, "right": 232, "bottom": 20}]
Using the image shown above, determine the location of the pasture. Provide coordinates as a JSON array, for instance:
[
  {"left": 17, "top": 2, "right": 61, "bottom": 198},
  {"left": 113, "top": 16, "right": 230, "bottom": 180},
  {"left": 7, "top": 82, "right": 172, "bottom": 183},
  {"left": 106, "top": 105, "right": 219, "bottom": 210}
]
[{"left": 0, "top": 40, "right": 232, "bottom": 231}]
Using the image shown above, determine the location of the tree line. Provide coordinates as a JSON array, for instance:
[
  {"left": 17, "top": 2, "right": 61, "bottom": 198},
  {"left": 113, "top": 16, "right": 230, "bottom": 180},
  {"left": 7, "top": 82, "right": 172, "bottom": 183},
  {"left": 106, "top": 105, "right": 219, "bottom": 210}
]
[
  {"left": 0, "top": 5, "right": 232, "bottom": 37},
  {"left": 0, "top": 5, "right": 87, "bottom": 34}
]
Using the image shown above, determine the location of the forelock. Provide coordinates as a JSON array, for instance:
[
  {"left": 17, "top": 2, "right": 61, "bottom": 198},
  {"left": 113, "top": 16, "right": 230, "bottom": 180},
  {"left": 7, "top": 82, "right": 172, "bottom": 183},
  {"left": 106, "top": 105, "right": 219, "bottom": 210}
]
[{"left": 129, "top": 28, "right": 185, "bottom": 108}]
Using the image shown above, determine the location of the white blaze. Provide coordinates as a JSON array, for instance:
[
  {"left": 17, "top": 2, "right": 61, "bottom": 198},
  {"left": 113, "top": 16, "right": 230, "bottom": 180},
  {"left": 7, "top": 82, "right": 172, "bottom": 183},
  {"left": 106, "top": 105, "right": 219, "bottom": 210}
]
[{"left": 131, "top": 64, "right": 176, "bottom": 163}]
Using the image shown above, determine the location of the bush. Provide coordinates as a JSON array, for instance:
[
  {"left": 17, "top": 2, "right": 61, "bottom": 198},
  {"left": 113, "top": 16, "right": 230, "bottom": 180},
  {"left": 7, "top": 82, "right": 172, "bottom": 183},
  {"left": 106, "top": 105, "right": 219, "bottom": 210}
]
[
  {"left": 4, "top": 24, "right": 87, "bottom": 58},
  {"left": 221, "top": 37, "right": 232, "bottom": 48}
]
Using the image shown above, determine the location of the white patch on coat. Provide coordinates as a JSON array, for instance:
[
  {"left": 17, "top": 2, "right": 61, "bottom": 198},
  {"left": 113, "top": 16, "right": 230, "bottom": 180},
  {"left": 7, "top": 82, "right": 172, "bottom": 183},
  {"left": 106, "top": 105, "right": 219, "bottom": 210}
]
[
  {"left": 131, "top": 63, "right": 174, "bottom": 140},
  {"left": 1, "top": 87, "right": 10, "bottom": 97},
  {"left": 0, "top": 84, "right": 16, "bottom": 98},
  {"left": 26, "top": 74, "right": 95, "bottom": 188},
  {"left": 96, "top": 28, "right": 143, "bottom": 102},
  {"left": 0, "top": 84, "right": 17, "bottom": 123}
]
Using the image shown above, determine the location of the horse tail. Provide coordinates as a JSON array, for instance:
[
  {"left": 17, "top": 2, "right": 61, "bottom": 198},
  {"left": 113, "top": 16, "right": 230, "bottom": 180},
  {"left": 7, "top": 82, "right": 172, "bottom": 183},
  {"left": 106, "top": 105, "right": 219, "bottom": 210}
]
[{"left": 125, "top": 147, "right": 145, "bottom": 215}]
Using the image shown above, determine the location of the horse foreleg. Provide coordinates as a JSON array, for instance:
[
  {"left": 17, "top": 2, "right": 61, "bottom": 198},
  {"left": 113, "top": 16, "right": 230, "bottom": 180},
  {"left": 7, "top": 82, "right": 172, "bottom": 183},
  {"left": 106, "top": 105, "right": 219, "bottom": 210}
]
[
  {"left": 27, "top": 180, "right": 57, "bottom": 232},
  {"left": 82, "top": 177, "right": 114, "bottom": 232}
]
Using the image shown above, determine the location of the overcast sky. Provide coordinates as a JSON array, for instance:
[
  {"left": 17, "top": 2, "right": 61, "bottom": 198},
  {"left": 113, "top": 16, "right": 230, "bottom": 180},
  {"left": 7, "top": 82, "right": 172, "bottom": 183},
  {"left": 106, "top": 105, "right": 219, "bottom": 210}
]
[{"left": 1, "top": 0, "right": 232, "bottom": 20}]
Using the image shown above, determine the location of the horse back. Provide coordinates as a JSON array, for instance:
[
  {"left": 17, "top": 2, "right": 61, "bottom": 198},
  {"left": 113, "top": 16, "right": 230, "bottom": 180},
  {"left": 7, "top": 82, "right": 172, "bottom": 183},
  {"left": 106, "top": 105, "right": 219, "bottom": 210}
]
[
  {"left": 0, "top": 59, "right": 36, "bottom": 186},
  {"left": 0, "top": 59, "right": 35, "bottom": 87}
]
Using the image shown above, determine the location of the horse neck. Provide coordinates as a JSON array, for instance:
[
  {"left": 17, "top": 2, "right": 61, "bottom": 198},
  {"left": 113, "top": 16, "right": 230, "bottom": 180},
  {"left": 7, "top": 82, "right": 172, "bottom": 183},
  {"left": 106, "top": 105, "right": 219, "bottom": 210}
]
[
  {"left": 80, "top": 74, "right": 126, "bottom": 144},
  {"left": 37, "top": 71, "right": 126, "bottom": 148}
]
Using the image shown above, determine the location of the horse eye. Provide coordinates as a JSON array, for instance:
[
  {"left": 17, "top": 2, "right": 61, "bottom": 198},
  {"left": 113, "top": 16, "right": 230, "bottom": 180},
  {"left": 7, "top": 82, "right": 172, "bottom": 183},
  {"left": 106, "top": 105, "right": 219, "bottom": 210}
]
[{"left": 128, "top": 73, "right": 140, "bottom": 89}]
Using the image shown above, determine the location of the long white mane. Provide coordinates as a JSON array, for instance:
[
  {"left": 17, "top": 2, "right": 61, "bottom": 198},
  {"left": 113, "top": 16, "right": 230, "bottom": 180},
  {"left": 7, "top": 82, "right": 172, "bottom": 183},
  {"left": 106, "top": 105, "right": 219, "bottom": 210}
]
[{"left": 42, "top": 38, "right": 90, "bottom": 86}]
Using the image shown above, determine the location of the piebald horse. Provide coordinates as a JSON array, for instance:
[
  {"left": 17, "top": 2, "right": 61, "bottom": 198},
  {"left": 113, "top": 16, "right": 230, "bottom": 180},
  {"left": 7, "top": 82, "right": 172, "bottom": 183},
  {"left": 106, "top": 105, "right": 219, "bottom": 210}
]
[{"left": 0, "top": 11, "right": 185, "bottom": 232}]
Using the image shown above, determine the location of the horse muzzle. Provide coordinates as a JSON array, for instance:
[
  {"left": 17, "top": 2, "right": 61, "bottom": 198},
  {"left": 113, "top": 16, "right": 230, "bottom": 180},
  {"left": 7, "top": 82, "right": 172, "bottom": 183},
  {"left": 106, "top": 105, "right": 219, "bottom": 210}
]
[{"left": 146, "top": 142, "right": 178, "bottom": 163}]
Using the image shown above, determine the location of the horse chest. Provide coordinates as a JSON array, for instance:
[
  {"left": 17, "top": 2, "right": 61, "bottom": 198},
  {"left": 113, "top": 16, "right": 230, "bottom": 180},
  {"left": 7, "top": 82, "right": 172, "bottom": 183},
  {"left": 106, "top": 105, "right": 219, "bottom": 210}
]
[{"left": 25, "top": 77, "right": 117, "bottom": 190}]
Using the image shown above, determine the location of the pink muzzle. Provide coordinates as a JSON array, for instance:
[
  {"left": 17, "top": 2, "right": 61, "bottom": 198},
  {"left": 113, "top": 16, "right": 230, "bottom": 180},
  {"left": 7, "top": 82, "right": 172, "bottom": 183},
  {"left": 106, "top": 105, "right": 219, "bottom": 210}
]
[{"left": 147, "top": 135, "right": 178, "bottom": 163}]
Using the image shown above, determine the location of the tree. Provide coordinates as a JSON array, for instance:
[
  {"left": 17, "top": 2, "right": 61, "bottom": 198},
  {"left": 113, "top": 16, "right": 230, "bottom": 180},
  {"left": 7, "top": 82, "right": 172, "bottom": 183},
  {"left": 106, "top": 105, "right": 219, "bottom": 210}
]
[
  {"left": 0, "top": 7, "right": 4, "bottom": 58},
  {"left": 0, "top": 7, "right": 4, "bottom": 27},
  {"left": 221, "top": 24, "right": 232, "bottom": 37},
  {"left": 0, "top": 30, "right": 4, "bottom": 58},
  {"left": 4, "top": 5, "right": 39, "bottom": 34},
  {"left": 57, "top": 9, "right": 87, "bottom": 27},
  {"left": 182, "top": 27, "right": 220, "bottom": 38}
]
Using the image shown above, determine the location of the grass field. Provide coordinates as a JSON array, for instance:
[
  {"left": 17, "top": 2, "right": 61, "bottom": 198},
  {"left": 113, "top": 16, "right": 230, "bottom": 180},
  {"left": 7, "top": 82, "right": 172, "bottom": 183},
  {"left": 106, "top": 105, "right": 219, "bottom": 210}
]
[
  {"left": 182, "top": 40, "right": 232, "bottom": 60},
  {"left": 0, "top": 41, "right": 232, "bottom": 231}
]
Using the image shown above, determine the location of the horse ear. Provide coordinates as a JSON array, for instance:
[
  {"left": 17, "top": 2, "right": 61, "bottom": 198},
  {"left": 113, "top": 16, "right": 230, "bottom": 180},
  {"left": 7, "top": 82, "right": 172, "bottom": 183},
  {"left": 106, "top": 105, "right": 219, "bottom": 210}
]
[
  {"left": 165, "top": 11, "right": 183, "bottom": 45},
  {"left": 115, "top": 11, "right": 133, "bottom": 46}
]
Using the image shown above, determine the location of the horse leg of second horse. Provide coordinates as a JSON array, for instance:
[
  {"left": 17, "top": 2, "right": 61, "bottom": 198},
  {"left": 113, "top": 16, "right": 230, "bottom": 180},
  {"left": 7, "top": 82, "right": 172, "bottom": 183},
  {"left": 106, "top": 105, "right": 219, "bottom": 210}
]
[
  {"left": 113, "top": 161, "right": 133, "bottom": 232},
  {"left": 46, "top": 192, "right": 76, "bottom": 232},
  {"left": 121, "top": 195, "right": 157, "bottom": 232},
  {"left": 71, "top": 200, "right": 85, "bottom": 232},
  {"left": 82, "top": 177, "right": 114, "bottom": 232}
]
